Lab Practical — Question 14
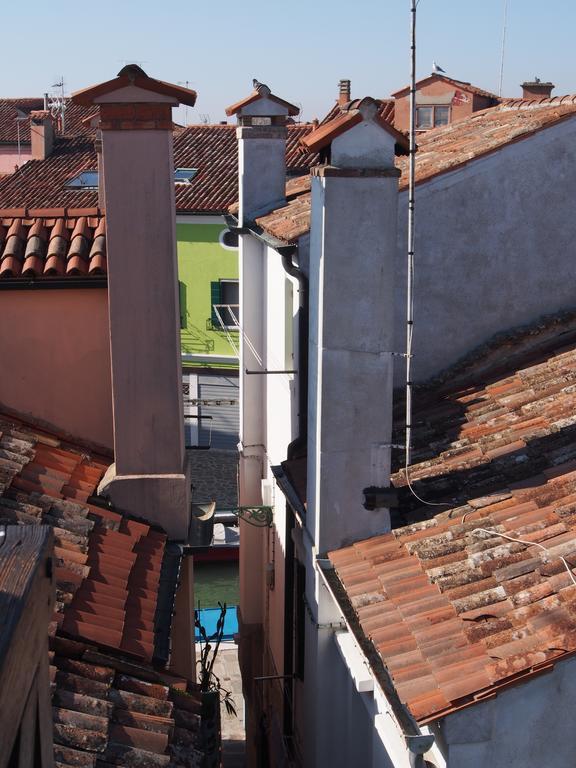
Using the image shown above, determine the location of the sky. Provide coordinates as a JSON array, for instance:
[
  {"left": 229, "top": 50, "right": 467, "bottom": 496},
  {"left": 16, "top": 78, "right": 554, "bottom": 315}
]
[{"left": 2, "top": 0, "right": 574, "bottom": 124}]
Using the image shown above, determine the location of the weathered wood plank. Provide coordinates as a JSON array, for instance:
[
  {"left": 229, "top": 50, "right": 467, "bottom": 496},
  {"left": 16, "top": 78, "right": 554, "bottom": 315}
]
[{"left": 0, "top": 525, "right": 55, "bottom": 768}]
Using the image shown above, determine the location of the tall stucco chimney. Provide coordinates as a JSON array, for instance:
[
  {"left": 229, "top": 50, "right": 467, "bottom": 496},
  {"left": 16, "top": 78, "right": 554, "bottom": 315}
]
[
  {"left": 226, "top": 82, "right": 299, "bottom": 226},
  {"left": 521, "top": 78, "right": 555, "bottom": 99},
  {"left": 72, "top": 67, "right": 197, "bottom": 539},
  {"left": 338, "top": 79, "right": 351, "bottom": 106},
  {"left": 30, "top": 111, "right": 54, "bottom": 160},
  {"left": 303, "top": 98, "right": 409, "bottom": 554}
]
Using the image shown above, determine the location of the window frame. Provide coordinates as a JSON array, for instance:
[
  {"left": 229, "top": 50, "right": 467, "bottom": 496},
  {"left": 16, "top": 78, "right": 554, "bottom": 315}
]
[{"left": 415, "top": 105, "right": 451, "bottom": 130}]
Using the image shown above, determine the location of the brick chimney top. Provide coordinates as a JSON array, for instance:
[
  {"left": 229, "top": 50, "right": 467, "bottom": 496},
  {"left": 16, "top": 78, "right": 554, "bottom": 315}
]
[
  {"left": 521, "top": 78, "right": 555, "bottom": 100},
  {"left": 30, "top": 111, "right": 54, "bottom": 160},
  {"left": 338, "top": 79, "right": 351, "bottom": 106},
  {"left": 225, "top": 80, "right": 299, "bottom": 125}
]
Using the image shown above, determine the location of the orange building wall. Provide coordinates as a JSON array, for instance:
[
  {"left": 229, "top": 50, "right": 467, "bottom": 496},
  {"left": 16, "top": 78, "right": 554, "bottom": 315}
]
[
  {"left": 394, "top": 80, "right": 495, "bottom": 132},
  {"left": 0, "top": 288, "right": 113, "bottom": 450}
]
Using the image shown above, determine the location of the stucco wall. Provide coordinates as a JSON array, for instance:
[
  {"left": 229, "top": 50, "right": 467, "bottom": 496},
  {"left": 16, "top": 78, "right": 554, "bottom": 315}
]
[
  {"left": 177, "top": 219, "right": 239, "bottom": 364},
  {"left": 394, "top": 116, "right": 576, "bottom": 384},
  {"left": 0, "top": 147, "right": 31, "bottom": 174},
  {"left": 0, "top": 288, "right": 113, "bottom": 449},
  {"left": 441, "top": 655, "right": 576, "bottom": 768}
]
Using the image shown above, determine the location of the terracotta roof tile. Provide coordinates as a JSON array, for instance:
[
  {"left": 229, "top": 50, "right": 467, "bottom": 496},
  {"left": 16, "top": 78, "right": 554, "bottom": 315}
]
[
  {"left": 329, "top": 313, "right": 576, "bottom": 724},
  {"left": 0, "top": 411, "right": 209, "bottom": 763},
  {"left": 255, "top": 99, "right": 576, "bottom": 243},
  {"left": 0, "top": 124, "right": 318, "bottom": 218}
]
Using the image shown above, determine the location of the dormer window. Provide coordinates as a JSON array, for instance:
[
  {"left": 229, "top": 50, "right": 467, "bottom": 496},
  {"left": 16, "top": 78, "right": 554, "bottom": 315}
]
[
  {"left": 416, "top": 106, "right": 450, "bottom": 130},
  {"left": 64, "top": 170, "right": 99, "bottom": 189},
  {"left": 174, "top": 167, "right": 198, "bottom": 184}
]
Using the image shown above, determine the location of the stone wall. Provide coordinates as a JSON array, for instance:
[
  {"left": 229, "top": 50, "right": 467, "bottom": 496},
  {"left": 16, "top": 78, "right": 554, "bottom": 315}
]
[{"left": 187, "top": 449, "right": 239, "bottom": 509}]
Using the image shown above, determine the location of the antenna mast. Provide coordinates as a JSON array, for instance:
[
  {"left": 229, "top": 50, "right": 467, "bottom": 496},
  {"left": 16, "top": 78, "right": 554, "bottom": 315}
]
[
  {"left": 405, "top": 0, "right": 417, "bottom": 466},
  {"left": 498, "top": 0, "right": 509, "bottom": 97}
]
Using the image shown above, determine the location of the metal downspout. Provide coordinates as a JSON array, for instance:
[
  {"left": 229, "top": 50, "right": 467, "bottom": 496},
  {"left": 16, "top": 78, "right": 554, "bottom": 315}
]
[{"left": 279, "top": 246, "right": 308, "bottom": 460}]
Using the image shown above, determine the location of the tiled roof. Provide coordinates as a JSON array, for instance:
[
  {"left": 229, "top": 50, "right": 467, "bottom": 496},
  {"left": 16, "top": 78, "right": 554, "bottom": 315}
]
[
  {"left": 320, "top": 98, "right": 395, "bottom": 127},
  {"left": 0, "top": 214, "right": 106, "bottom": 278},
  {"left": 0, "top": 125, "right": 317, "bottom": 215},
  {"left": 395, "top": 100, "right": 576, "bottom": 189},
  {"left": 329, "top": 313, "right": 576, "bottom": 724},
  {"left": 0, "top": 411, "right": 206, "bottom": 763},
  {"left": 301, "top": 99, "right": 409, "bottom": 156},
  {"left": 254, "top": 99, "right": 576, "bottom": 243},
  {"left": 0, "top": 98, "right": 44, "bottom": 143},
  {"left": 0, "top": 137, "right": 98, "bottom": 209},
  {"left": 391, "top": 73, "right": 499, "bottom": 101},
  {"left": 254, "top": 176, "right": 312, "bottom": 242},
  {"left": 0, "top": 99, "right": 98, "bottom": 145}
]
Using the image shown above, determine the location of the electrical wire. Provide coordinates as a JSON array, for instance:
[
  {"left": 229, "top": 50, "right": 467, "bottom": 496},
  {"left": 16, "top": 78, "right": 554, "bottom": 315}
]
[{"left": 461, "top": 515, "right": 576, "bottom": 587}]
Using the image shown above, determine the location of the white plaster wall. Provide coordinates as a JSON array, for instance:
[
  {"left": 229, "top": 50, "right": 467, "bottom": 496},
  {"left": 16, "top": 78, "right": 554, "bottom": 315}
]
[
  {"left": 395, "top": 116, "right": 576, "bottom": 384},
  {"left": 442, "top": 655, "right": 576, "bottom": 768},
  {"left": 332, "top": 120, "right": 395, "bottom": 168}
]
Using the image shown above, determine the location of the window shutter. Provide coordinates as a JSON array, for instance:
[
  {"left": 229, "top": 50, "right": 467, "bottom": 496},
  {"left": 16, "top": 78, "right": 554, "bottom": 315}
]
[
  {"left": 178, "top": 281, "right": 187, "bottom": 329},
  {"left": 210, "top": 281, "right": 222, "bottom": 328}
]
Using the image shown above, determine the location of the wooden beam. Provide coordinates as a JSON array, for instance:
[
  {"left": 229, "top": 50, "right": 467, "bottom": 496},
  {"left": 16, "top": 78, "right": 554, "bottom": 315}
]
[{"left": 0, "top": 525, "right": 55, "bottom": 768}]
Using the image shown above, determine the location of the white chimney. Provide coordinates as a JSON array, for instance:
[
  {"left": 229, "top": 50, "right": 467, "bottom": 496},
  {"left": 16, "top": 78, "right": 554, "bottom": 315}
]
[
  {"left": 305, "top": 98, "right": 408, "bottom": 553},
  {"left": 72, "top": 67, "right": 197, "bottom": 539}
]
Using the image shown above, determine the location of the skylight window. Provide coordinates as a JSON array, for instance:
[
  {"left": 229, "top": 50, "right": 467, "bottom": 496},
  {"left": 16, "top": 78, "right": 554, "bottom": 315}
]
[
  {"left": 174, "top": 168, "right": 198, "bottom": 184},
  {"left": 64, "top": 170, "right": 99, "bottom": 190},
  {"left": 63, "top": 167, "right": 198, "bottom": 190}
]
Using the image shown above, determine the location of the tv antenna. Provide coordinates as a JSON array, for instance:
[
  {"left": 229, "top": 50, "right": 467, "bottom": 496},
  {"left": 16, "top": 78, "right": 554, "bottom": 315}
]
[
  {"left": 178, "top": 81, "right": 195, "bottom": 125},
  {"left": 198, "top": 113, "right": 211, "bottom": 125},
  {"left": 48, "top": 77, "right": 67, "bottom": 133},
  {"left": 498, "top": 0, "right": 509, "bottom": 97}
]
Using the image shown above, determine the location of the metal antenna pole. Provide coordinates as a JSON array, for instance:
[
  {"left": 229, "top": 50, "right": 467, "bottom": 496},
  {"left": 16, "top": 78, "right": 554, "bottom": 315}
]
[
  {"left": 498, "top": 0, "right": 509, "bottom": 97},
  {"left": 405, "top": 0, "right": 417, "bottom": 466}
]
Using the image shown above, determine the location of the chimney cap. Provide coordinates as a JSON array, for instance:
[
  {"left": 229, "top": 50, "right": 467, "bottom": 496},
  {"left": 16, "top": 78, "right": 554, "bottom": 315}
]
[
  {"left": 301, "top": 96, "right": 409, "bottom": 156},
  {"left": 72, "top": 68, "right": 197, "bottom": 107},
  {"left": 225, "top": 81, "right": 299, "bottom": 117}
]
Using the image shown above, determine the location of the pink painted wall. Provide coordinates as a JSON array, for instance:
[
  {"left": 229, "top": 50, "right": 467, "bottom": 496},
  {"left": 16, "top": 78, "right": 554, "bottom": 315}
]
[
  {"left": 0, "top": 289, "right": 113, "bottom": 450},
  {"left": 0, "top": 147, "right": 32, "bottom": 175}
]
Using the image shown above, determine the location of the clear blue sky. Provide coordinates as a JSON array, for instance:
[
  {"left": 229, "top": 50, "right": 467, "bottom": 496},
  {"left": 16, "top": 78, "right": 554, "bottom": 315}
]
[{"left": 1, "top": 1, "right": 573, "bottom": 124}]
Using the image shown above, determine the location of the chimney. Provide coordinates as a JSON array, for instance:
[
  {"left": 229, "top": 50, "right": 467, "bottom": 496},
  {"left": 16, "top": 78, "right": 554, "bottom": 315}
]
[
  {"left": 226, "top": 82, "right": 299, "bottom": 225},
  {"left": 305, "top": 98, "right": 409, "bottom": 554},
  {"left": 338, "top": 79, "right": 351, "bottom": 106},
  {"left": 72, "top": 67, "right": 197, "bottom": 539},
  {"left": 521, "top": 78, "right": 555, "bottom": 99},
  {"left": 30, "top": 111, "right": 54, "bottom": 160}
]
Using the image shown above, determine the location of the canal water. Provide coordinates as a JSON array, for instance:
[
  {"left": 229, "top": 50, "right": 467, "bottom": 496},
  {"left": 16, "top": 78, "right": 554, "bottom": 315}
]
[{"left": 194, "top": 561, "right": 239, "bottom": 640}]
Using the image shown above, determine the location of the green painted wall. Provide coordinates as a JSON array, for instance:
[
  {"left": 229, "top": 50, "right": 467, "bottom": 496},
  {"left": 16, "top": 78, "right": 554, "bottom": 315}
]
[{"left": 176, "top": 221, "right": 239, "bottom": 369}]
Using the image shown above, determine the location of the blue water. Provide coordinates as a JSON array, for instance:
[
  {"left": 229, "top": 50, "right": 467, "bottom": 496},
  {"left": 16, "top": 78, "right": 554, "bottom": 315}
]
[{"left": 195, "top": 606, "right": 239, "bottom": 641}]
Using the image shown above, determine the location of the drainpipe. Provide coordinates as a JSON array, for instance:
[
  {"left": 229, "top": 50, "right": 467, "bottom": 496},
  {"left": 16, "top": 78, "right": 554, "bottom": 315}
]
[
  {"left": 279, "top": 245, "right": 308, "bottom": 460},
  {"left": 406, "top": 735, "right": 435, "bottom": 768}
]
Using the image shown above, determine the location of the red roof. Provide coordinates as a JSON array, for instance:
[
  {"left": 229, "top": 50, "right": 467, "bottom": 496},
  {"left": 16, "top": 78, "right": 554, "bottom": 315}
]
[
  {"left": 329, "top": 313, "right": 576, "bottom": 723},
  {"left": 0, "top": 214, "right": 106, "bottom": 279},
  {"left": 301, "top": 98, "right": 409, "bottom": 155},
  {"left": 0, "top": 125, "right": 317, "bottom": 215},
  {"left": 320, "top": 98, "right": 395, "bottom": 127},
  {"left": 0, "top": 410, "right": 207, "bottom": 762},
  {"left": 391, "top": 73, "right": 499, "bottom": 101},
  {"left": 0, "top": 99, "right": 98, "bottom": 145},
  {"left": 254, "top": 99, "right": 576, "bottom": 243},
  {"left": 0, "top": 98, "right": 44, "bottom": 144}
]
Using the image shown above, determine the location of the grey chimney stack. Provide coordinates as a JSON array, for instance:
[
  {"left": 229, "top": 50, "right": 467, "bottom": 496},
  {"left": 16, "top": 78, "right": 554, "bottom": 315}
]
[
  {"left": 338, "top": 79, "right": 351, "bottom": 106},
  {"left": 305, "top": 98, "right": 409, "bottom": 554}
]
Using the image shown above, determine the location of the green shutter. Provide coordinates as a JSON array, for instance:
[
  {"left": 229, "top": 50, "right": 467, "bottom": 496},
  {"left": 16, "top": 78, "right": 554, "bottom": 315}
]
[
  {"left": 178, "top": 281, "right": 187, "bottom": 329},
  {"left": 210, "top": 281, "right": 222, "bottom": 328}
]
